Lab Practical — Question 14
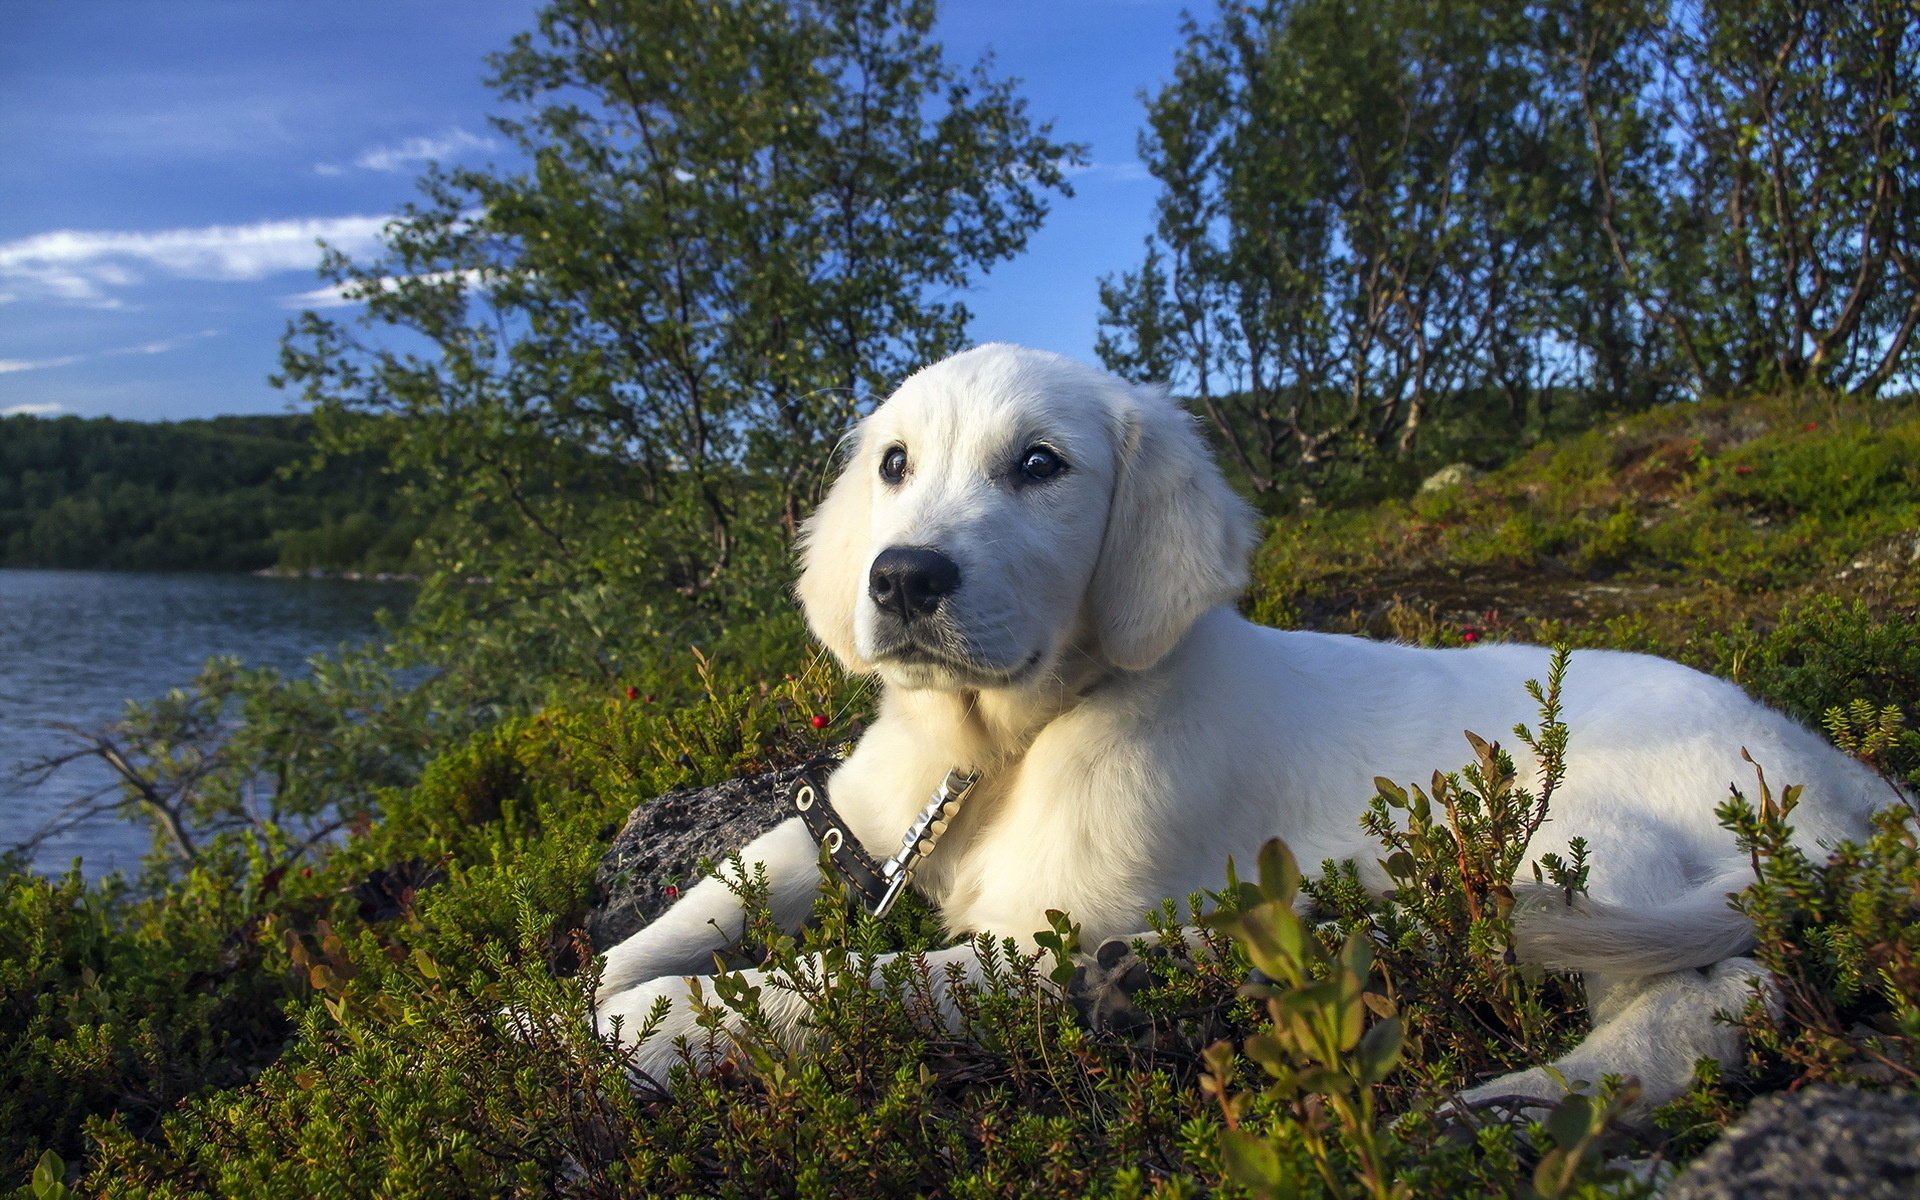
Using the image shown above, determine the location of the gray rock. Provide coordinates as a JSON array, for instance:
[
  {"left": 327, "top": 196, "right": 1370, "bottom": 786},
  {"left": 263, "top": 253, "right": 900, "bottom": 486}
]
[
  {"left": 1418, "top": 462, "right": 1482, "bottom": 495},
  {"left": 1665, "top": 1086, "right": 1920, "bottom": 1200},
  {"left": 585, "top": 765, "right": 809, "bottom": 952}
]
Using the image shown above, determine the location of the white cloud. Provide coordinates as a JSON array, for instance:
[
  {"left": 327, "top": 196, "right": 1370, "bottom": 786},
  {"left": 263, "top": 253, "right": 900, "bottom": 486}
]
[
  {"left": 0, "top": 215, "right": 391, "bottom": 305},
  {"left": 313, "top": 162, "right": 347, "bottom": 177},
  {"left": 101, "top": 328, "right": 225, "bottom": 358},
  {"left": 1, "top": 402, "right": 65, "bottom": 416},
  {"left": 282, "top": 269, "right": 488, "bottom": 310},
  {"left": 352, "top": 127, "right": 495, "bottom": 174},
  {"left": 0, "top": 330, "right": 223, "bottom": 377},
  {"left": 0, "top": 355, "right": 84, "bottom": 375}
]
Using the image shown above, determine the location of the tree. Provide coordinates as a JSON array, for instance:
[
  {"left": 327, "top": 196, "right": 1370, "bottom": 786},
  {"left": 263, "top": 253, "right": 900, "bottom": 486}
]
[
  {"left": 1099, "top": 0, "right": 1920, "bottom": 503},
  {"left": 1097, "top": 0, "right": 1569, "bottom": 496},
  {"left": 1570, "top": 0, "right": 1920, "bottom": 395},
  {"left": 279, "top": 0, "right": 1079, "bottom": 691}
]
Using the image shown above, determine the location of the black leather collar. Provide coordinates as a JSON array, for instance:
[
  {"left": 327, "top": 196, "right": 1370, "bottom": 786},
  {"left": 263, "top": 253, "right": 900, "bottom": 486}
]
[{"left": 789, "top": 759, "right": 891, "bottom": 910}]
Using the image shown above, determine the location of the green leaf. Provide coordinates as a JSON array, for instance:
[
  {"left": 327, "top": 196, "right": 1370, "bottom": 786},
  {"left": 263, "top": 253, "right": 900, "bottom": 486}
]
[
  {"left": 1353, "top": 1016, "right": 1404, "bottom": 1084},
  {"left": 1545, "top": 1092, "right": 1594, "bottom": 1149},
  {"left": 1243, "top": 1032, "right": 1291, "bottom": 1075},
  {"left": 32, "top": 1150, "right": 69, "bottom": 1200},
  {"left": 1220, "top": 1129, "right": 1285, "bottom": 1192},
  {"left": 1257, "top": 838, "right": 1301, "bottom": 903}
]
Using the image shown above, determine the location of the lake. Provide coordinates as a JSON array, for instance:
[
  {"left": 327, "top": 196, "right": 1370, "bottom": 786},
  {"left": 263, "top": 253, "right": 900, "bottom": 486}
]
[{"left": 0, "top": 569, "right": 409, "bottom": 878}]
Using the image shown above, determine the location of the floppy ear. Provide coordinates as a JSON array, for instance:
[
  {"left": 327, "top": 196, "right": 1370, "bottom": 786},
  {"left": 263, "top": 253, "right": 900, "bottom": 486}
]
[
  {"left": 795, "top": 438, "right": 876, "bottom": 673},
  {"left": 1089, "top": 386, "right": 1257, "bottom": 671}
]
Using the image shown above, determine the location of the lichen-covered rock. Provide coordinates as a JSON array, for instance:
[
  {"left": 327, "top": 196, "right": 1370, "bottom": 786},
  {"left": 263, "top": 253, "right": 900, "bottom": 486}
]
[
  {"left": 1417, "top": 462, "right": 1481, "bottom": 494},
  {"left": 1665, "top": 1086, "right": 1920, "bottom": 1200},
  {"left": 585, "top": 765, "right": 807, "bottom": 951}
]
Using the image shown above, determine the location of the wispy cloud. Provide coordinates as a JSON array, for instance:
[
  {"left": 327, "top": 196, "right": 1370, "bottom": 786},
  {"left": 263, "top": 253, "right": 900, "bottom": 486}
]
[
  {"left": 282, "top": 269, "right": 488, "bottom": 310},
  {"left": 1, "top": 402, "right": 65, "bottom": 417},
  {"left": 0, "top": 329, "right": 222, "bottom": 376},
  {"left": 0, "top": 216, "right": 390, "bottom": 305},
  {"left": 318, "top": 127, "right": 495, "bottom": 176},
  {"left": 0, "top": 355, "right": 85, "bottom": 376},
  {"left": 102, "top": 328, "right": 225, "bottom": 358}
]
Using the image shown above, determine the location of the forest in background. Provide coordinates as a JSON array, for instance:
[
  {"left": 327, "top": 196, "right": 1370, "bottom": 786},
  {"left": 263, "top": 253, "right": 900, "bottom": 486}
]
[{"left": 0, "top": 413, "right": 415, "bottom": 574}]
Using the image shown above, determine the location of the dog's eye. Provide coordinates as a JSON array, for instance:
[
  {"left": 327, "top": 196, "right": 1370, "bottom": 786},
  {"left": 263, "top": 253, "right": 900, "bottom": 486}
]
[
  {"left": 879, "top": 445, "right": 908, "bottom": 484},
  {"left": 1018, "top": 446, "right": 1066, "bottom": 483}
]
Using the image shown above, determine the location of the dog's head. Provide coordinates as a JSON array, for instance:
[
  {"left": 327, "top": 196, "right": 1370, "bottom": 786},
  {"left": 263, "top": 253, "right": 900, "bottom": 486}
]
[{"left": 797, "top": 344, "right": 1256, "bottom": 689}]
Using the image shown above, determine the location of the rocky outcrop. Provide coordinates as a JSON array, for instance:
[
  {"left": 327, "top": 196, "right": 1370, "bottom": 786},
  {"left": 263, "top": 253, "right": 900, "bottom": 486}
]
[
  {"left": 1665, "top": 1086, "right": 1920, "bottom": 1200},
  {"left": 585, "top": 765, "right": 806, "bottom": 952},
  {"left": 1417, "top": 462, "right": 1482, "bottom": 494}
]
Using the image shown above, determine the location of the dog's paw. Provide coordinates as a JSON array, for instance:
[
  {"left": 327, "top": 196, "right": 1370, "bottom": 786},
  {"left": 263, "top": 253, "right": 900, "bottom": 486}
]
[
  {"left": 595, "top": 975, "right": 724, "bottom": 1087},
  {"left": 1066, "top": 937, "right": 1164, "bottom": 1043}
]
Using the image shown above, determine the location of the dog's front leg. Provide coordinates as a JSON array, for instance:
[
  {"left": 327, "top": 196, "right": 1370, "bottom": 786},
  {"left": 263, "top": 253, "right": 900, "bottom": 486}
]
[
  {"left": 600, "top": 940, "right": 1003, "bottom": 1088},
  {"left": 597, "top": 817, "right": 822, "bottom": 998}
]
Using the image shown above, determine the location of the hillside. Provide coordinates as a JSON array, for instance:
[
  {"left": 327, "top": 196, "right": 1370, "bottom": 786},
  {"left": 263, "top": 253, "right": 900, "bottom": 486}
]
[
  {"left": 0, "top": 413, "right": 417, "bottom": 574},
  {"left": 6, "top": 391, "right": 1917, "bottom": 1196},
  {"left": 1254, "top": 394, "right": 1919, "bottom": 719}
]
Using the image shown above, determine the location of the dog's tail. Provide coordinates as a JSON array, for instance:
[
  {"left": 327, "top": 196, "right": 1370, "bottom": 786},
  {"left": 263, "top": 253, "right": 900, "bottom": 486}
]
[{"left": 1511, "top": 872, "right": 1757, "bottom": 977}]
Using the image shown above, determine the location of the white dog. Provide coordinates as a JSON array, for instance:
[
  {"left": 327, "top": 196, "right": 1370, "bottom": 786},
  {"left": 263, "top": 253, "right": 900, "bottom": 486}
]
[{"left": 595, "top": 343, "right": 1893, "bottom": 1111}]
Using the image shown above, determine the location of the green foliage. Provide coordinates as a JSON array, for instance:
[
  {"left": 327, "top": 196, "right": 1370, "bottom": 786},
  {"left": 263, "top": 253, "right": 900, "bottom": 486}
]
[
  {"left": 1244, "top": 394, "right": 1920, "bottom": 669},
  {"left": 1657, "top": 745, "right": 1920, "bottom": 1150},
  {"left": 279, "top": 0, "right": 1081, "bottom": 700},
  {"left": 1720, "top": 599, "right": 1920, "bottom": 791},
  {"left": 1200, "top": 823, "right": 1639, "bottom": 1200},
  {"left": 1202, "top": 841, "right": 1412, "bottom": 1200},
  {"left": 2, "top": 645, "right": 864, "bottom": 1191},
  {"left": 0, "top": 413, "right": 416, "bottom": 573},
  {"left": 1312, "top": 650, "right": 1591, "bottom": 1079},
  {"left": 21, "top": 651, "right": 436, "bottom": 876},
  {"left": 1594, "top": 0, "right": 1920, "bottom": 396},
  {"left": 1100, "top": 0, "right": 1920, "bottom": 498},
  {"left": 0, "top": 865, "right": 298, "bottom": 1184}
]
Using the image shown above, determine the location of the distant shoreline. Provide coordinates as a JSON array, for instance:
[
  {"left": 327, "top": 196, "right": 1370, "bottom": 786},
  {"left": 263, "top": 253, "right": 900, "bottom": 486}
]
[{"left": 252, "top": 566, "right": 420, "bottom": 583}]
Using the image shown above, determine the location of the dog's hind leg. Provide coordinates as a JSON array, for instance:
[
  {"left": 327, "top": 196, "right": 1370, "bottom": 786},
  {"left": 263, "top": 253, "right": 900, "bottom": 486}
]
[{"left": 1460, "top": 957, "right": 1776, "bottom": 1117}]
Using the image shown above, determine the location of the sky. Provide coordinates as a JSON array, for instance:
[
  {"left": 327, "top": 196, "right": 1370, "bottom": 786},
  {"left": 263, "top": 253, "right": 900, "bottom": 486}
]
[{"left": 0, "top": 1, "right": 1207, "bottom": 423}]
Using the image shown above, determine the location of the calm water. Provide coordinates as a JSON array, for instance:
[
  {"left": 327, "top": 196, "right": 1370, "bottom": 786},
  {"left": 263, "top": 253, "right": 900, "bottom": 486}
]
[{"left": 0, "top": 569, "right": 409, "bottom": 877}]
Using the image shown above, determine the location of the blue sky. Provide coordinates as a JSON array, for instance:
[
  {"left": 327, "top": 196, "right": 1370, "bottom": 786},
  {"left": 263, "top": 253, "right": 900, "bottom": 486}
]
[{"left": 0, "top": 1, "right": 1206, "bottom": 422}]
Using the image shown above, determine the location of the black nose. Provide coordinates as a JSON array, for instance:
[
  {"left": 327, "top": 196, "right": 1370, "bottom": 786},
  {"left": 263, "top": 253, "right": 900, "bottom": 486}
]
[{"left": 868, "top": 546, "right": 960, "bottom": 621}]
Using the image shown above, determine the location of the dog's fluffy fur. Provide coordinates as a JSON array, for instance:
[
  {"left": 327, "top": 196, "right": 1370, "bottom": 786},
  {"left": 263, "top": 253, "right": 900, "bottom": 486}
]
[{"left": 597, "top": 344, "right": 1895, "bottom": 1109}]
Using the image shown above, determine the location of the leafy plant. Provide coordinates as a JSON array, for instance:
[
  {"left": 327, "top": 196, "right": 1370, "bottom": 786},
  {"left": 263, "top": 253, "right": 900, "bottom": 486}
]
[{"left": 1306, "top": 649, "right": 1591, "bottom": 1080}]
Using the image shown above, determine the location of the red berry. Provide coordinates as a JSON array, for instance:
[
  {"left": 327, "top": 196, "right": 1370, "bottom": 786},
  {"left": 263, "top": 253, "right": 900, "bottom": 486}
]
[
  {"left": 1461, "top": 628, "right": 1480, "bottom": 644},
  {"left": 663, "top": 885, "right": 680, "bottom": 899},
  {"left": 810, "top": 714, "right": 829, "bottom": 729},
  {"left": 643, "top": 694, "right": 656, "bottom": 703},
  {"left": 623, "top": 686, "right": 639, "bottom": 700},
  {"left": 1803, "top": 422, "right": 1818, "bottom": 432}
]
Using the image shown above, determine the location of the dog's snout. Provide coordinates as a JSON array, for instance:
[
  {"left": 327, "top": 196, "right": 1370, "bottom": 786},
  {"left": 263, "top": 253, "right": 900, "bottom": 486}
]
[{"left": 868, "top": 546, "right": 960, "bottom": 621}]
